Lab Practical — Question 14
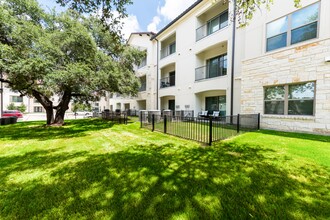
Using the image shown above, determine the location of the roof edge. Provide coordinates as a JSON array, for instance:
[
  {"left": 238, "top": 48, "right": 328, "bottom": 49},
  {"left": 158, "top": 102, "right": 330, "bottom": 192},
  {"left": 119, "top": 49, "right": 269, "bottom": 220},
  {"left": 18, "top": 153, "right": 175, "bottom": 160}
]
[{"left": 151, "top": 0, "right": 203, "bottom": 40}]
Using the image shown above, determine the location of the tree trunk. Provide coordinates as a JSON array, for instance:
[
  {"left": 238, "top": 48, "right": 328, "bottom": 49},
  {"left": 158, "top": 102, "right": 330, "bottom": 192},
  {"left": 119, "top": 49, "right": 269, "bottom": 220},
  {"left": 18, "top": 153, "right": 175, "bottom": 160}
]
[
  {"left": 32, "top": 90, "right": 54, "bottom": 125},
  {"left": 45, "top": 106, "right": 54, "bottom": 125},
  {"left": 54, "top": 91, "right": 71, "bottom": 125}
]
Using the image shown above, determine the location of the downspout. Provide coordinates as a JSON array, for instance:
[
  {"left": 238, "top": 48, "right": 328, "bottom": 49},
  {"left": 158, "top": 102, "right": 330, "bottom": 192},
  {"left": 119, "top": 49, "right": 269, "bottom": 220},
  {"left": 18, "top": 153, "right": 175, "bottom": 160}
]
[
  {"left": 155, "top": 38, "right": 159, "bottom": 110},
  {"left": 230, "top": 0, "right": 237, "bottom": 118}
]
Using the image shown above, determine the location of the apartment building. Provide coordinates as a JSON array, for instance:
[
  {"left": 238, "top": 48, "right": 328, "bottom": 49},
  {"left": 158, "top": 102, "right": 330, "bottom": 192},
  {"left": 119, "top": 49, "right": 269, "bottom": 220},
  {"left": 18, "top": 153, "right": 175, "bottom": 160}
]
[
  {"left": 114, "top": 0, "right": 329, "bottom": 134},
  {"left": 240, "top": 0, "right": 330, "bottom": 134},
  {"left": 109, "top": 32, "right": 157, "bottom": 112},
  {"left": 153, "top": 0, "right": 236, "bottom": 117}
]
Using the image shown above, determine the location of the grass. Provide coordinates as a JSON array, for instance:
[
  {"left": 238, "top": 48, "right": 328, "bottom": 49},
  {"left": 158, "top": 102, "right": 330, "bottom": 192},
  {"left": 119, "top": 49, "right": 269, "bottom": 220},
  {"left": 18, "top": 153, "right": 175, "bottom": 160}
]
[{"left": 0, "top": 119, "right": 329, "bottom": 219}]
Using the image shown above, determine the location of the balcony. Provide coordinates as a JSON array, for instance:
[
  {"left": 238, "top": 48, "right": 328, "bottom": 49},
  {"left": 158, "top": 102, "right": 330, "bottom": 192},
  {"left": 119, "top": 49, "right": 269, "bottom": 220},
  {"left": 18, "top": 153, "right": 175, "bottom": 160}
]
[
  {"left": 139, "top": 82, "right": 146, "bottom": 92},
  {"left": 195, "top": 65, "right": 227, "bottom": 81},
  {"left": 137, "top": 57, "right": 147, "bottom": 69},
  {"left": 160, "top": 74, "right": 175, "bottom": 89},
  {"left": 160, "top": 42, "right": 176, "bottom": 59},
  {"left": 196, "top": 10, "right": 228, "bottom": 41}
]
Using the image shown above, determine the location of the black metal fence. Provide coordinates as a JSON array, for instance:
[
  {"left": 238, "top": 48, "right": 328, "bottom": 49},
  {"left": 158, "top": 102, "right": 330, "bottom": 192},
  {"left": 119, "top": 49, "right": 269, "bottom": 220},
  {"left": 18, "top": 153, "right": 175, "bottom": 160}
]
[
  {"left": 140, "top": 113, "right": 260, "bottom": 145},
  {"left": 101, "top": 111, "right": 128, "bottom": 124}
]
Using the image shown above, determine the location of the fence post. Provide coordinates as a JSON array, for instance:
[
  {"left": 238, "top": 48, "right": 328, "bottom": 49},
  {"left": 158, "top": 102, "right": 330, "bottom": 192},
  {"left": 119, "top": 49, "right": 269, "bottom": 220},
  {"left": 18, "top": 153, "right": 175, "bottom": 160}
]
[
  {"left": 237, "top": 114, "right": 240, "bottom": 133},
  {"left": 140, "top": 111, "right": 142, "bottom": 128},
  {"left": 209, "top": 117, "right": 213, "bottom": 146},
  {"left": 152, "top": 114, "right": 155, "bottom": 132},
  {"left": 257, "top": 113, "right": 260, "bottom": 130},
  {"left": 164, "top": 115, "right": 167, "bottom": 134}
]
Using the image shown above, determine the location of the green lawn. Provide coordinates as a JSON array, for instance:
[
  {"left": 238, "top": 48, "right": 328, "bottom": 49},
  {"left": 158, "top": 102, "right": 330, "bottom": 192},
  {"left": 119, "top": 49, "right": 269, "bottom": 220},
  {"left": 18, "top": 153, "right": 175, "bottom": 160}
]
[{"left": 0, "top": 119, "right": 329, "bottom": 219}]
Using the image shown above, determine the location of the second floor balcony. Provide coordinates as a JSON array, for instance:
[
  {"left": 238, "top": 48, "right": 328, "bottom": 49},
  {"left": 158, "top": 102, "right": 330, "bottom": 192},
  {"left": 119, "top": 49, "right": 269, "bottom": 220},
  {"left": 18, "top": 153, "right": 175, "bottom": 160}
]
[
  {"left": 195, "top": 65, "right": 227, "bottom": 81},
  {"left": 160, "top": 74, "right": 175, "bottom": 88}
]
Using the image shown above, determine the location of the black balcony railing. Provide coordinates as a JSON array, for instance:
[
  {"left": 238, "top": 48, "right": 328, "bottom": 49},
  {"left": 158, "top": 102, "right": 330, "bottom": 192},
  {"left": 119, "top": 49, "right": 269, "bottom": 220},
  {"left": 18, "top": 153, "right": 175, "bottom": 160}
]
[
  {"left": 139, "top": 82, "right": 146, "bottom": 92},
  {"left": 196, "top": 11, "right": 228, "bottom": 41},
  {"left": 160, "top": 75, "right": 175, "bottom": 88},
  {"left": 195, "top": 65, "right": 227, "bottom": 81},
  {"left": 160, "top": 43, "right": 176, "bottom": 59}
]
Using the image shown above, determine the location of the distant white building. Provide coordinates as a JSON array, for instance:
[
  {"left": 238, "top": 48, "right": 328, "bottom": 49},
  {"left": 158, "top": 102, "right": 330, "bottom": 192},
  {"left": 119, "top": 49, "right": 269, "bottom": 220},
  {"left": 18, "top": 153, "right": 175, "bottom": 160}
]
[
  {"left": 109, "top": 32, "right": 158, "bottom": 112},
  {"left": 0, "top": 85, "right": 109, "bottom": 114}
]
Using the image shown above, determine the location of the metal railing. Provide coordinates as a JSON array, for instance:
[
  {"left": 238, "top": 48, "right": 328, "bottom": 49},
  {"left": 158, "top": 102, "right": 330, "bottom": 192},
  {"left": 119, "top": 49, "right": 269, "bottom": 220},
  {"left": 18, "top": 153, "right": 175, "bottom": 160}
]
[
  {"left": 196, "top": 11, "right": 228, "bottom": 41},
  {"left": 140, "top": 113, "right": 260, "bottom": 145},
  {"left": 160, "top": 43, "right": 176, "bottom": 59},
  {"left": 125, "top": 109, "right": 139, "bottom": 117},
  {"left": 160, "top": 75, "right": 175, "bottom": 88},
  {"left": 195, "top": 65, "right": 227, "bottom": 81},
  {"left": 102, "top": 111, "right": 128, "bottom": 124}
]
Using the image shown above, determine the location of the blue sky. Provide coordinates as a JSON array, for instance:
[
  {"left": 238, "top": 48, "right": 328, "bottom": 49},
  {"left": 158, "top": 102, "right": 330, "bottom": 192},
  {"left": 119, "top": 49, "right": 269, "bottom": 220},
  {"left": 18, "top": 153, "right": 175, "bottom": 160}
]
[{"left": 37, "top": 0, "right": 197, "bottom": 39}]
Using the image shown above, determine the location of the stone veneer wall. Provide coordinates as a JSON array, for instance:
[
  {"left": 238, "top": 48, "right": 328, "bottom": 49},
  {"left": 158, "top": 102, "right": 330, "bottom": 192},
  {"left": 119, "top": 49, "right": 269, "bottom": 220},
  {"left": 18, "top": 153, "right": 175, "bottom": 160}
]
[{"left": 241, "top": 38, "right": 330, "bottom": 135}]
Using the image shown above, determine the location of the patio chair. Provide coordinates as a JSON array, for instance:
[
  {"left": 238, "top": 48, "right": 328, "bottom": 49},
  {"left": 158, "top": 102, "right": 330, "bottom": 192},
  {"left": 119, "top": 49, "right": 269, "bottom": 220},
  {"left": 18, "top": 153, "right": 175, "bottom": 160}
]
[
  {"left": 212, "top": 111, "right": 220, "bottom": 117},
  {"left": 198, "top": 111, "right": 208, "bottom": 119}
]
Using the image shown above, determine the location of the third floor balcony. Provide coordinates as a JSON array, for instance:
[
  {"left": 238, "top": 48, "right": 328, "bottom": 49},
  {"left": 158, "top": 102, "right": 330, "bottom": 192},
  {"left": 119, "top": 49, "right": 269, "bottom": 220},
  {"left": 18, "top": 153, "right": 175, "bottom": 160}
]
[
  {"left": 196, "top": 10, "right": 228, "bottom": 41},
  {"left": 160, "top": 42, "right": 176, "bottom": 59},
  {"left": 160, "top": 33, "right": 176, "bottom": 60}
]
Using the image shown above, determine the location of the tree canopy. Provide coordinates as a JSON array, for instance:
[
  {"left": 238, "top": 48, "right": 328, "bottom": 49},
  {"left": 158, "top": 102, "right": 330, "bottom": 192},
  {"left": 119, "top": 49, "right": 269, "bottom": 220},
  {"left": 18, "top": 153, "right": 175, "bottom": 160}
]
[{"left": 0, "top": 0, "right": 143, "bottom": 125}]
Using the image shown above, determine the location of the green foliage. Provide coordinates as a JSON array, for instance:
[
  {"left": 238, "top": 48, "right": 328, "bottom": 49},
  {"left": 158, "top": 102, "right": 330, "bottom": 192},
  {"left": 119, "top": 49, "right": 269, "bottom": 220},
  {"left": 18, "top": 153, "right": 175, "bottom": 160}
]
[
  {"left": 71, "top": 103, "right": 91, "bottom": 112},
  {"left": 6, "top": 103, "right": 16, "bottom": 110},
  {"left": 6, "top": 102, "right": 26, "bottom": 112},
  {"left": 17, "top": 103, "right": 26, "bottom": 113},
  {"left": 0, "top": 0, "right": 143, "bottom": 124},
  {"left": 0, "top": 120, "right": 329, "bottom": 219},
  {"left": 214, "top": 0, "right": 302, "bottom": 27}
]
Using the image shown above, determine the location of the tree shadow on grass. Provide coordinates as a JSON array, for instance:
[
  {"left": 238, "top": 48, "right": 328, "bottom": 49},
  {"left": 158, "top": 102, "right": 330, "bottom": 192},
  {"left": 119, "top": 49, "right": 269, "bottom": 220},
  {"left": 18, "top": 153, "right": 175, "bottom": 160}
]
[
  {"left": 259, "top": 130, "right": 330, "bottom": 142},
  {"left": 0, "top": 142, "right": 329, "bottom": 219},
  {"left": 0, "top": 119, "right": 114, "bottom": 141}
]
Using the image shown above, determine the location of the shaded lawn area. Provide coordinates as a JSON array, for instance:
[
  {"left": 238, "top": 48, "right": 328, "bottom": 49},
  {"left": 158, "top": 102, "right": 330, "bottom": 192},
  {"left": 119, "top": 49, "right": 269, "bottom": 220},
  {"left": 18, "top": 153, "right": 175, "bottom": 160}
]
[{"left": 0, "top": 119, "right": 329, "bottom": 219}]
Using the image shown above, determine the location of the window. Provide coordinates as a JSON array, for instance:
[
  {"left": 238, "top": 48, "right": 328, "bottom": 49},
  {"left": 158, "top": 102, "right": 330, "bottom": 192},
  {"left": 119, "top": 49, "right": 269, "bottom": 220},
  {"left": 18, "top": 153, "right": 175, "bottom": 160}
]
[
  {"left": 207, "top": 11, "right": 228, "bottom": 35},
  {"left": 34, "top": 106, "right": 43, "bottom": 112},
  {"left": 264, "top": 86, "right": 285, "bottom": 115},
  {"left": 206, "top": 54, "right": 227, "bottom": 78},
  {"left": 138, "top": 55, "right": 147, "bottom": 69},
  {"left": 264, "top": 82, "right": 315, "bottom": 115},
  {"left": 266, "top": 2, "right": 319, "bottom": 52},
  {"left": 11, "top": 96, "right": 23, "bottom": 103},
  {"left": 139, "top": 76, "right": 146, "bottom": 91},
  {"left": 288, "top": 82, "right": 315, "bottom": 115},
  {"left": 205, "top": 96, "right": 226, "bottom": 115},
  {"left": 169, "top": 42, "right": 176, "bottom": 55}
]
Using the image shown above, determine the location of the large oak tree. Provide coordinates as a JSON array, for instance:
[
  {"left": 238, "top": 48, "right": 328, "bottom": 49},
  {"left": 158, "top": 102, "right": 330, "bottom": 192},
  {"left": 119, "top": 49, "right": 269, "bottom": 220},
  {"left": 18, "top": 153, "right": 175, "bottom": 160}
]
[{"left": 0, "top": 0, "right": 143, "bottom": 125}]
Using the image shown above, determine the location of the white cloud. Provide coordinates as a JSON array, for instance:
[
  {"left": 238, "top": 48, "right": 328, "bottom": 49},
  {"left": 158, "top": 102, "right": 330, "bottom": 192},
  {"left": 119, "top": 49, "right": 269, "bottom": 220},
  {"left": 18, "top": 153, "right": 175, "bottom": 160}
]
[
  {"left": 94, "top": 10, "right": 141, "bottom": 40},
  {"left": 146, "top": 0, "right": 197, "bottom": 33},
  {"left": 147, "top": 16, "right": 161, "bottom": 32},
  {"left": 158, "top": 0, "right": 197, "bottom": 21},
  {"left": 121, "top": 14, "right": 141, "bottom": 39}
]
